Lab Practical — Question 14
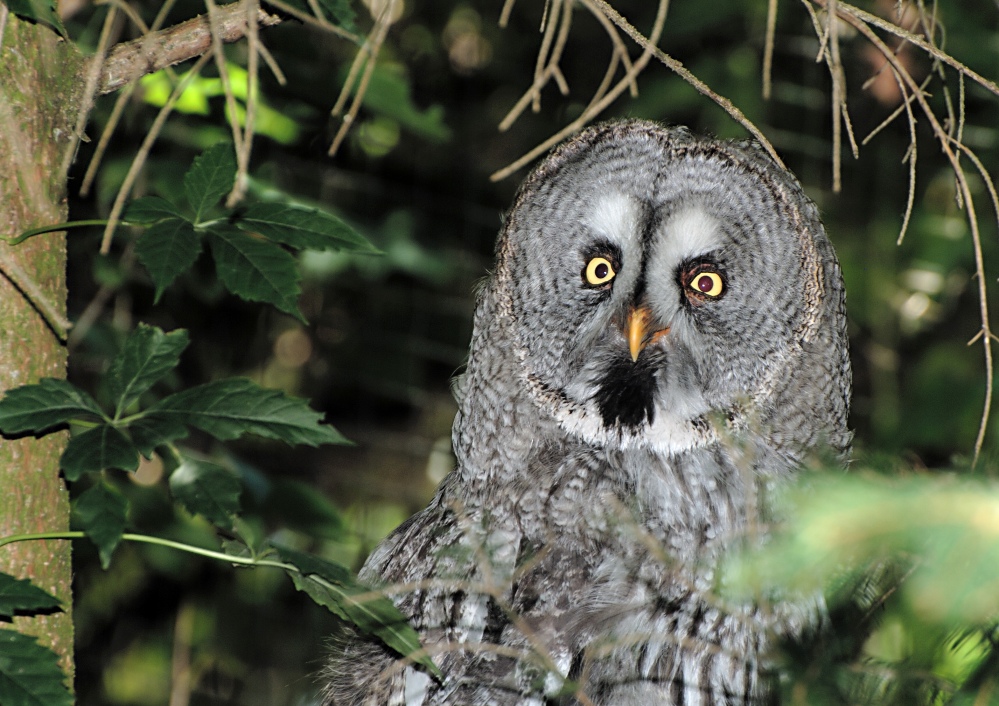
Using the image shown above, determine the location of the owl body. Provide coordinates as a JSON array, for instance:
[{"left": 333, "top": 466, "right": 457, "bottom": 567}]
[{"left": 325, "top": 121, "right": 850, "bottom": 705}]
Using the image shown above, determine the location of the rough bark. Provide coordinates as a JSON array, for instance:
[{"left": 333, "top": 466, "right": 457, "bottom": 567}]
[{"left": 0, "top": 8, "right": 84, "bottom": 682}]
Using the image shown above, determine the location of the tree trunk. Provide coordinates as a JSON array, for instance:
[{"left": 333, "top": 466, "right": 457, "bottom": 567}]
[{"left": 0, "top": 7, "right": 84, "bottom": 684}]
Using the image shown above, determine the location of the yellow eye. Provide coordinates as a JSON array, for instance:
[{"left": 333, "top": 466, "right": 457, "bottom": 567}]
[
  {"left": 584, "top": 257, "right": 616, "bottom": 286},
  {"left": 689, "top": 271, "right": 724, "bottom": 297}
]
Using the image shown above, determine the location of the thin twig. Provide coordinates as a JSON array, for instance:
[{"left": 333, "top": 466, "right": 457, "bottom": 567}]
[
  {"left": 99, "top": 1, "right": 284, "bottom": 94},
  {"left": 762, "top": 0, "right": 778, "bottom": 100},
  {"left": 100, "top": 52, "right": 213, "bottom": 254},
  {"left": 206, "top": 0, "right": 245, "bottom": 157},
  {"left": 328, "top": 0, "right": 399, "bottom": 157},
  {"left": 60, "top": 7, "right": 121, "bottom": 178},
  {"left": 261, "top": 0, "right": 359, "bottom": 42}
]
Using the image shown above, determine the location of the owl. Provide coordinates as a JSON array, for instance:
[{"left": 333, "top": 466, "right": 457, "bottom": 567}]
[{"left": 324, "top": 120, "right": 851, "bottom": 705}]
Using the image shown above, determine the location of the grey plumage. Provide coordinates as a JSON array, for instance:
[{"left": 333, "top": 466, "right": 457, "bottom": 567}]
[{"left": 324, "top": 120, "right": 851, "bottom": 705}]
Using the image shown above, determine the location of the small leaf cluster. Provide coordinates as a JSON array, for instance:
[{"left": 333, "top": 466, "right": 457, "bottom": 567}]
[{"left": 124, "top": 143, "right": 377, "bottom": 319}]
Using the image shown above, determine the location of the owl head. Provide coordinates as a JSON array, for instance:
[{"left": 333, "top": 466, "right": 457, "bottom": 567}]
[{"left": 492, "top": 120, "right": 851, "bottom": 461}]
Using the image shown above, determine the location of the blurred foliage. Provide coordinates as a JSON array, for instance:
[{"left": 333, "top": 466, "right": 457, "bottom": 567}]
[{"left": 6, "top": 0, "right": 994, "bottom": 703}]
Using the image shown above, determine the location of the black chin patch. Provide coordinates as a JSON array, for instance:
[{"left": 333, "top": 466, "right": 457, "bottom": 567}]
[{"left": 593, "top": 356, "right": 658, "bottom": 430}]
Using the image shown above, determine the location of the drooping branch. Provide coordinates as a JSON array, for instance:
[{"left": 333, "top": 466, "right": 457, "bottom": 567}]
[{"left": 97, "top": 1, "right": 283, "bottom": 95}]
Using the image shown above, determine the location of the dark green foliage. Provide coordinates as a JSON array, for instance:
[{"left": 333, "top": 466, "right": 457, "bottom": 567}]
[
  {"left": 168, "top": 459, "right": 242, "bottom": 530},
  {"left": 0, "top": 573, "right": 60, "bottom": 618},
  {"left": 0, "top": 0, "right": 66, "bottom": 37},
  {"left": 276, "top": 546, "right": 443, "bottom": 679},
  {"left": 0, "top": 630, "right": 73, "bottom": 706},
  {"left": 72, "top": 483, "right": 128, "bottom": 569},
  {"left": 125, "top": 144, "right": 376, "bottom": 316}
]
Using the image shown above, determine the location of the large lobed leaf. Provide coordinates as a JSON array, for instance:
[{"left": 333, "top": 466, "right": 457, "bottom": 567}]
[
  {"left": 135, "top": 218, "right": 202, "bottom": 301},
  {"left": 0, "top": 379, "right": 105, "bottom": 435},
  {"left": 61, "top": 425, "right": 140, "bottom": 481},
  {"left": 148, "top": 378, "right": 349, "bottom": 446},
  {"left": 207, "top": 228, "right": 302, "bottom": 318},
  {"left": 0, "top": 573, "right": 60, "bottom": 619},
  {"left": 236, "top": 203, "right": 377, "bottom": 253},
  {"left": 106, "top": 325, "right": 190, "bottom": 417},
  {"left": 0, "top": 629, "right": 72, "bottom": 706}
]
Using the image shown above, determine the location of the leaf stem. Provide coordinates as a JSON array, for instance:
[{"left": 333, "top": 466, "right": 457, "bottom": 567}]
[
  {"left": 3, "top": 220, "right": 120, "bottom": 245},
  {"left": 0, "top": 530, "right": 290, "bottom": 571}
]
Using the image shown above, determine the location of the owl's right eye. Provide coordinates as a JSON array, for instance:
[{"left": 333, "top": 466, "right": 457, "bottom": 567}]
[{"left": 584, "top": 257, "right": 616, "bottom": 287}]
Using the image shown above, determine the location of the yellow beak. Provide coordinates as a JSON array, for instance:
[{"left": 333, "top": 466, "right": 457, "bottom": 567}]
[{"left": 626, "top": 306, "right": 670, "bottom": 362}]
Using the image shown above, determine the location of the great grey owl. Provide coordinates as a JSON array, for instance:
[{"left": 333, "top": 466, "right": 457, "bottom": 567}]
[{"left": 324, "top": 120, "right": 851, "bottom": 705}]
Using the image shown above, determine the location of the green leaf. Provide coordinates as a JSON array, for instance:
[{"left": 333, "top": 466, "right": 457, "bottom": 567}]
[
  {"left": 207, "top": 228, "right": 302, "bottom": 318},
  {"left": 148, "top": 378, "right": 349, "bottom": 446},
  {"left": 123, "top": 196, "right": 187, "bottom": 225},
  {"left": 1, "top": 0, "right": 68, "bottom": 38},
  {"left": 126, "top": 415, "right": 189, "bottom": 458},
  {"left": 0, "top": 573, "right": 60, "bottom": 619},
  {"left": 0, "top": 629, "right": 72, "bottom": 706},
  {"left": 136, "top": 218, "right": 203, "bottom": 301},
  {"left": 61, "top": 425, "right": 139, "bottom": 481},
  {"left": 72, "top": 482, "right": 129, "bottom": 569},
  {"left": 236, "top": 203, "right": 377, "bottom": 253},
  {"left": 106, "top": 325, "right": 190, "bottom": 417},
  {"left": 184, "top": 143, "right": 236, "bottom": 221},
  {"left": 265, "top": 0, "right": 356, "bottom": 32},
  {"left": 275, "top": 546, "right": 441, "bottom": 679},
  {"left": 0, "top": 379, "right": 105, "bottom": 435},
  {"left": 169, "top": 459, "right": 242, "bottom": 530}
]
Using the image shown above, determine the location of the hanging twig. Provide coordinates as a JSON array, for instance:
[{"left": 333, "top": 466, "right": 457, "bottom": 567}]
[{"left": 100, "top": 52, "right": 213, "bottom": 255}]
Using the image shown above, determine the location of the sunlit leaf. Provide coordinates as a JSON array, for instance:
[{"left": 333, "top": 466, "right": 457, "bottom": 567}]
[
  {"left": 0, "top": 379, "right": 105, "bottom": 435},
  {"left": 0, "top": 573, "right": 60, "bottom": 619},
  {"left": 169, "top": 459, "right": 242, "bottom": 530},
  {"left": 207, "top": 228, "right": 302, "bottom": 318},
  {"left": 236, "top": 203, "right": 377, "bottom": 253},
  {"left": 72, "top": 482, "right": 129, "bottom": 569},
  {"left": 275, "top": 546, "right": 441, "bottom": 679},
  {"left": 148, "top": 378, "right": 349, "bottom": 446},
  {"left": 0, "top": 629, "right": 72, "bottom": 706},
  {"left": 62, "top": 425, "right": 139, "bottom": 481},
  {"left": 184, "top": 143, "right": 236, "bottom": 221},
  {"left": 106, "top": 325, "right": 190, "bottom": 417}
]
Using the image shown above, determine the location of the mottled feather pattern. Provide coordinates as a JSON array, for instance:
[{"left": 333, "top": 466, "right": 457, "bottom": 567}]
[{"left": 324, "top": 121, "right": 851, "bottom": 705}]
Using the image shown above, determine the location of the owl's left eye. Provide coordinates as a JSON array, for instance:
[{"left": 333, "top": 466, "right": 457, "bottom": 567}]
[
  {"left": 584, "top": 257, "right": 616, "bottom": 287},
  {"left": 689, "top": 271, "right": 724, "bottom": 297}
]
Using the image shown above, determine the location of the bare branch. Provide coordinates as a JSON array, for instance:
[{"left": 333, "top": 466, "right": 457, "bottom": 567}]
[{"left": 98, "top": 1, "right": 283, "bottom": 95}]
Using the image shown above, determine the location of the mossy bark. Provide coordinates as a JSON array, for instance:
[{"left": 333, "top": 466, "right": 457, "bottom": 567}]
[{"left": 0, "top": 8, "right": 85, "bottom": 686}]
